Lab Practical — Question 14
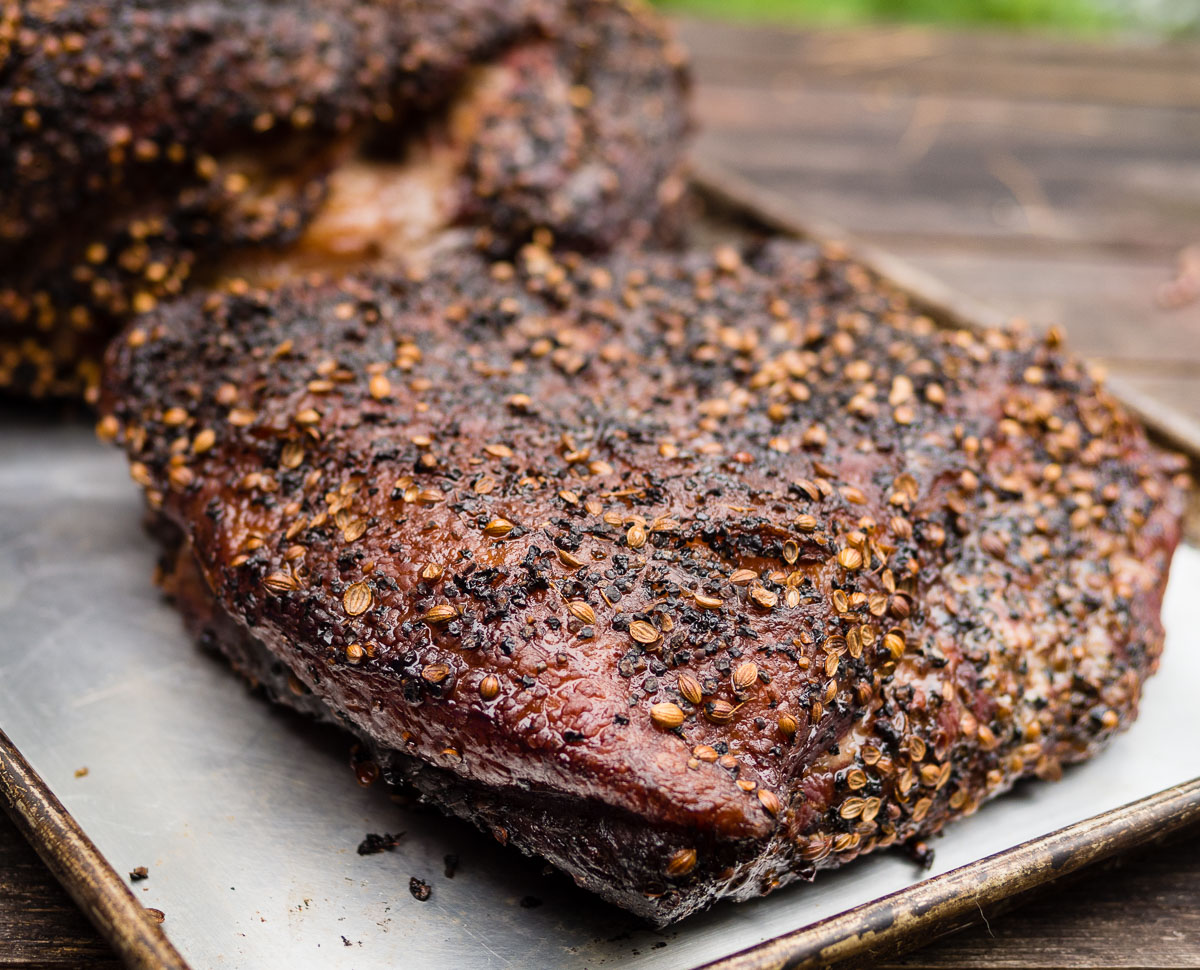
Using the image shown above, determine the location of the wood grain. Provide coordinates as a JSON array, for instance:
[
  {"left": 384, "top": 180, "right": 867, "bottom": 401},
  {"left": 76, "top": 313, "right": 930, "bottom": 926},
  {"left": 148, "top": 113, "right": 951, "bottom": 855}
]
[
  {"left": 688, "top": 92, "right": 1200, "bottom": 255},
  {"left": 882, "top": 837, "right": 1200, "bottom": 969},
  {"left": 675, "top": 22, "right": 1200, "bottom": 107},
  {"left": 0, "top": 810, "right": 120, "bottom": 969}
]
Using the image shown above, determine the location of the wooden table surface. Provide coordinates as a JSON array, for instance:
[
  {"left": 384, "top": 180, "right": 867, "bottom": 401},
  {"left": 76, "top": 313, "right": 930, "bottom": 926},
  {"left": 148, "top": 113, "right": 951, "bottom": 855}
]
[{"left": 3, "top": 17, "right": 1199, "bottom": 970}]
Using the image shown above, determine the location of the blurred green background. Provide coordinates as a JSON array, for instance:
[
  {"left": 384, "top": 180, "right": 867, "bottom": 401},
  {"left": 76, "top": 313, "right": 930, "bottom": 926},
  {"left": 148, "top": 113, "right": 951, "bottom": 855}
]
[{"left": 653, "top": 0, "right": 1200, "bottom": 35}]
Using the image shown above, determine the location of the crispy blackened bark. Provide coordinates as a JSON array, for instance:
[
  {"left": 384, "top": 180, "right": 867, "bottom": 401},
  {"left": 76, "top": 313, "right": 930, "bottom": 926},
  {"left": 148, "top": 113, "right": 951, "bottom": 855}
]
[
  {"left": 100, "top": 241, "right": 1187, "bottom": 923},
  {"left": 0, "top": 0, "right": 688, "bottom": 397},
  {"left": 460, "top": 1, "right": 690, "bottom": 253}
]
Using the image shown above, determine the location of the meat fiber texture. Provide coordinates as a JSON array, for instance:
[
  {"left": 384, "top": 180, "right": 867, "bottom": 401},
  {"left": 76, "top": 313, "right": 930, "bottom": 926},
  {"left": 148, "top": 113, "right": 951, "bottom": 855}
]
[
  {"left": 99, "top": 240, "right": 1188, "bottom": 923},
  {"left": 0, "top": 0, "right": 689, "bottom": 397}
]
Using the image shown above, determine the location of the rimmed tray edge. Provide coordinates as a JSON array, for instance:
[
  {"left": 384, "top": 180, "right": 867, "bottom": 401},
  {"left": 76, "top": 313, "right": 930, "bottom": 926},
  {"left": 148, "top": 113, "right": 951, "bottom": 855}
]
[
  {"left": 698, "top": 777, "right": 1200, "bottom": 970},
  {"left": 0, "top": 726, "right": 190, "bottom": 970}
]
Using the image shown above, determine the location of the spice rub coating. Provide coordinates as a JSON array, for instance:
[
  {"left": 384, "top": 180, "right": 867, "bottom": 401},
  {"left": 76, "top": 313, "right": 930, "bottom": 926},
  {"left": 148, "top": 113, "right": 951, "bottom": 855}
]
[
  {"left": 0, "top": 0, "right": 689, "bottom": 397},
  {"left": 100, "top": 241, "right": 1187, "bottom": 923}
]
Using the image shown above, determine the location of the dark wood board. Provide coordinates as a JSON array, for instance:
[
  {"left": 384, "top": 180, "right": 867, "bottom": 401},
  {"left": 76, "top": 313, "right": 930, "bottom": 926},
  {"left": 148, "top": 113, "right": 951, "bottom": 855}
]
[{"left": 0, "top": 810, "right": 122, "bottom": 969}]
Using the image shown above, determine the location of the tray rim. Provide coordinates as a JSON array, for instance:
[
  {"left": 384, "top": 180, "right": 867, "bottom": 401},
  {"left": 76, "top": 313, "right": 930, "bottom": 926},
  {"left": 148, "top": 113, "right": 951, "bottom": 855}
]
[
  {"left": 1, "top": 163, "right": 1197, "bottom": 970},
  {"left": 699, "top": 779, "right": 1200, "bottom": 970},
  {"left": 0, "top": 727, "right": 189, "bottom": 970}
]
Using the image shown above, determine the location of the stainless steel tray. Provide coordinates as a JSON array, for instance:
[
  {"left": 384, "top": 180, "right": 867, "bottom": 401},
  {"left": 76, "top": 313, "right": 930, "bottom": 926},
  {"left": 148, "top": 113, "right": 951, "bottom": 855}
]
[{"left": 2, "top": 172, "right": 1198, "bottom": 970}]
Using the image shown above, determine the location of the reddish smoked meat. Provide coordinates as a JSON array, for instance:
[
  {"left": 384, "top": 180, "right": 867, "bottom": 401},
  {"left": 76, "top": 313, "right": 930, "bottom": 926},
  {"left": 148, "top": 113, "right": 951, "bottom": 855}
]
[{"left": 100, "top": 241, "right": 1187, "bottom": 923}]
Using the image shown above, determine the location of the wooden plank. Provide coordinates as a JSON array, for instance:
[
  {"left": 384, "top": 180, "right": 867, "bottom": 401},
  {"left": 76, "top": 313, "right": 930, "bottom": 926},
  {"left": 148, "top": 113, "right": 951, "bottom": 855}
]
[
  {"left": 0, "top": 814, "right": 120, "bottom": 968},
  {"left": 689, "top": 59, "right": 1200, "bottom": 110},
  {"left": 693, "top": 143, "right": 1200, "bottom": 256},
  {"left": 688, "top": 88, "right": 1200, "bottom": 254},
  {"left": 691, "top": 86, "right": 1200, "bottom": 153},
  {"left": 674, "top": 21, "right": 1200, "bottom": 107},
  {"left": 674, "top": 20, "right": 1200, "bottom": 74},
  {"left": 882, "top": 831, "right": 1200, "bottom": 969}
]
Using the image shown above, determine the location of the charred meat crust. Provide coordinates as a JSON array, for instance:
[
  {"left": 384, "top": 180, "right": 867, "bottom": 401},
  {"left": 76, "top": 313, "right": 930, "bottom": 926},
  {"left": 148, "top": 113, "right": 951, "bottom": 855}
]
[
  {"left": 159, "top": 524, "right": 802, "bottom": 921},
  {"left": 100, "top": 240, "right": 1187, "bottom": 923},
  {"left": 0, "top": 0, "right": 689, "bottom": 397},
  {"left": 458, "top": 2, "right": 690, "bottom": 255}
]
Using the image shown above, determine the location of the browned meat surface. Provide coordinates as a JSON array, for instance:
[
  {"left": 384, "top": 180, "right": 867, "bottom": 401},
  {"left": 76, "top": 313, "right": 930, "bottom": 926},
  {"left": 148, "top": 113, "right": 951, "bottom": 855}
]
[
  {"left": 0, "top": 0, "right": 688, "bottom": 398},
  {"left": 98, "top": 240, "right": 1187, "bottom": 924}
]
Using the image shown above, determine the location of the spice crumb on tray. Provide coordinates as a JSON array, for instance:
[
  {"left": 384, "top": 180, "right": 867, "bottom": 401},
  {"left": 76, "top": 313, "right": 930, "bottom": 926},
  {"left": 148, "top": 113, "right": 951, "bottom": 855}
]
[{"left": 357, "top": 833, "right": 405, "bottom": 856}]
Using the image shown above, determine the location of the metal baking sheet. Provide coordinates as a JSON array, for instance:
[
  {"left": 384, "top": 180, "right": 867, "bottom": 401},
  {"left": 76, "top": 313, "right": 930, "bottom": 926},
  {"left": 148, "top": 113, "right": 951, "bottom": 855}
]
[{"left": 1, "top": 416, "right": 1198, "bottom": 970}]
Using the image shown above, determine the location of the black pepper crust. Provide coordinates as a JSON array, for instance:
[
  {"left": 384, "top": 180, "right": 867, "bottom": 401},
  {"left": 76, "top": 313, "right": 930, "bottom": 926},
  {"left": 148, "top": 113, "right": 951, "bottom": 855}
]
[
  {"left": 0, "top": 0, "right": 689, "bottom": 398},
  {"left": 99, "top": 240, "right": 1188, "bottom": 924}
]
